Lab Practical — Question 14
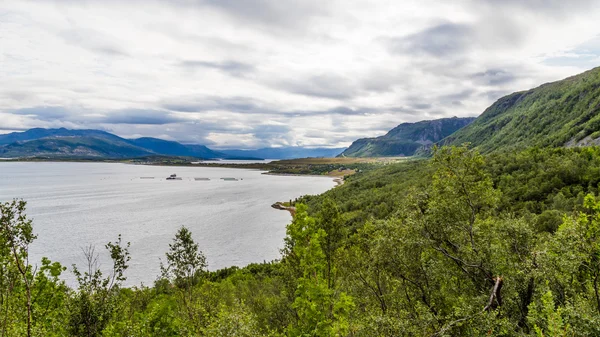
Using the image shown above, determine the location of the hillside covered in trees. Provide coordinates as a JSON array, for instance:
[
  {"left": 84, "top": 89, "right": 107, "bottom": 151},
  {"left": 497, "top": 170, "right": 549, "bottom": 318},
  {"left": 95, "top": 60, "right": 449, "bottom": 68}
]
[
  {"left": 444, "top": 66, "right": 600, "bottom": 153},
  {"left": 4, "top": 144, "right": 600, "bottom": 336}
]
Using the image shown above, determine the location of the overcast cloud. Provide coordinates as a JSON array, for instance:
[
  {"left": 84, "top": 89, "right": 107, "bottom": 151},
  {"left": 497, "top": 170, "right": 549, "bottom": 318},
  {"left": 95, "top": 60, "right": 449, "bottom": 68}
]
[{"left": 1, "top": 0, "right": 599, "bottom": 149}]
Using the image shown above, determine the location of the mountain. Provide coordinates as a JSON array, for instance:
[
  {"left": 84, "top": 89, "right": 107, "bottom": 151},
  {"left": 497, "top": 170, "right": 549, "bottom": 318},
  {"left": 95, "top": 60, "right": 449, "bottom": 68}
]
[
  {"left": 129, "top": 137, "right": 223, "bottom": 158},
  {"left": 0, "top": 127, "right": 124, "bottom": 145},
  {"left": 0, "top": 128, "right": 224, "bottom": 159},
  {"left": 340, "top": 117, "right": 476, "bottom": 157},
  {"left": 0, "top": 135, "right": 152, "bottom": 158},
  {"left": 0, "top": 128, "right": 328, "bottom": 160},
  {"left": 220, "top": 147, "right": 346, "bottom": 159},
  {"left": 443, "top": 67, "right": 600, "bottom": 152}
]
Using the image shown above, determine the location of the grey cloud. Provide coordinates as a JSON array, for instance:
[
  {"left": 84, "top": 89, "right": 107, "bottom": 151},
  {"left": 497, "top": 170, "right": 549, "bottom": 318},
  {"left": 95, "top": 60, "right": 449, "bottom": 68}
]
[
  {"left": 10, "top": 106, "right": 71, "bottom": 120},
  {"left": 179, "top": 60, "right": 255, "bottom": 76},
  {"left": 409, "top": 103, "right": 432, "bottom": 110},
  {"left": 9, "top": 107, "right": 183, "bottom": 126},
  {"left": 162, "top": 96, "right": 268, "bottom": 114},
  {"left": 274, "top": 74, "right": 358, "bottom": 100},
  {"left": 358, "top": 67, "right": 417, "bottom": 93},
  {"left": 49, "top": 0, "right": 328, "bottom": 29},
  {"left": 471, "top": 69, "right": 517, "bottom": 85},
  {"left": 2, "top": 91, "right": 36, "bottom": 103},
  {"left": 163, "top": 94, "right": 378, "bottom": 118},
  {"left": 252, "top": 124, "right": 292, "bottom": 140},
  {"left": 386, "top": 23, "right": 474, "bottom": 57},
  {"left": 285, "top": 106, "right": 375, "bottom": 118},
  {"left": 274, "top": 69, "right": 407, "bottom": 100},
  {"left": 324, "top": 106, "right": 373, "bottom": 116},
  {"left": 360, "top": 72, "right": 404, "bottom": 93},
  {"left": 472, "top": 0, "right": 598, "bottom": 18},
  {"left": 382, "top": 18, "right": 524, "bottom": 71},
  {"left": 304, "top": 130, "right": 326, "bottom": 139},
  {"left": 388, "top": 106, "right": 421, "bottom": 115},
  {"left": 59, "top": 28, "right": 128, "bottom": 57},
  {"left": 438, "top": 89, "right": 476, "bottom": 103},
  {"left": 191, "top": 0, "right": 328, "bottom": 30},
  {"left": 147, "top": 24, "right": 254, "bottom": 56},
  {"left": 98, "top": 109, "right": 184, "bottom": 125}
]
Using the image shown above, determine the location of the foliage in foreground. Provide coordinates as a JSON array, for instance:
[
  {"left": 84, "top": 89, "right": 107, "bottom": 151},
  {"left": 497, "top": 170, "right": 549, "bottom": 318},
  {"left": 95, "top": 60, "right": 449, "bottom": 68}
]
[{"left": 3, "top": 145, "right": 600, "bottom": 335}]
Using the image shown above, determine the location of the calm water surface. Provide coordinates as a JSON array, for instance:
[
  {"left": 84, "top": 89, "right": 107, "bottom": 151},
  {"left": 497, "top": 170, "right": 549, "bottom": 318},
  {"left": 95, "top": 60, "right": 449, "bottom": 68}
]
[{"left": 0, "top": 162, "right": 335, "bottom": 286}]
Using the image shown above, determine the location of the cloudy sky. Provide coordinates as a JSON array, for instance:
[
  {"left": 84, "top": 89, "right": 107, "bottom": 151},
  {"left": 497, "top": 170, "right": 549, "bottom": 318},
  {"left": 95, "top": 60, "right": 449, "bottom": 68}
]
[{"left": 1, "top": 0, "right": 599, "bottom": 149}]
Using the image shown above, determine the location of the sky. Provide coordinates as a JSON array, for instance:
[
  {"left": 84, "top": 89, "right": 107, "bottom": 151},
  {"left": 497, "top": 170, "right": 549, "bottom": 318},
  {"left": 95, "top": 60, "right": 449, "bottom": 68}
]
[{"left": 1, "top": 0, "right": 599, "bottom": 149}]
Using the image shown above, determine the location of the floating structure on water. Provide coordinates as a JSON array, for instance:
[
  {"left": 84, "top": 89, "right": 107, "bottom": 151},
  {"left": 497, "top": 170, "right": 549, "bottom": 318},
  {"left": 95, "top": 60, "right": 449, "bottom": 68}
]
[
  {"left": 194, "top": 178, "right": 210, "bottom": 181},
  {"left": 166, "top": 174, "right": 182, "bottom": 180},
  {"left": 220, "top": 177, "right": 239, "bottom": 181},
  {"left": 140, "top": 177, "right": 155, "bottom": 179}
]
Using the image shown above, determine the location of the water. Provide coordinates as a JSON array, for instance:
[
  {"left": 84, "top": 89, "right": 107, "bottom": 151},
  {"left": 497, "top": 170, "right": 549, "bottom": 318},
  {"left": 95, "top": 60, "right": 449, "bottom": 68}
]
[{"left": 0, "top": 162, "right": 335, "bottom": 286}]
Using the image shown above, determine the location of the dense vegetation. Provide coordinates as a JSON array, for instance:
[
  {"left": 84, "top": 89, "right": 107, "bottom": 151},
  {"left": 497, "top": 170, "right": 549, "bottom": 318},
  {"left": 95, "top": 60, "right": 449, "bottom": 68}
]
[
  {"left": 341, "top": 117, "right": 475, "bottom": 157},
  {"left": 445, "top": 66, "right": 600, "bottom": 153},
  {"left": 4, "top": 144, "right": 600, "bottom": 335}
]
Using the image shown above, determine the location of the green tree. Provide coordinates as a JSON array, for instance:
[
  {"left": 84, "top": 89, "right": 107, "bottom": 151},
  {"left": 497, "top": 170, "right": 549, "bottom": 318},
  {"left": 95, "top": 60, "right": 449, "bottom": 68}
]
[
  {"left": 159, "top": 226, "right": 209, "bottom": 334},
  {"left": 160, "top": 226, "right": 207, "bottom": 290},
  {"left": 534, "top": 193, "right": 600, "bottom": 335},
  {"left": 204, "top": 303, "right": 264, "bottom": 337},
  {"left": 317, "top": 197, "right": 344, "bottom": 290},
  {"left": 285, "top": 204, "right": 353, "bottom": 336},
  {"left": 0, "top": 200, "right": 36, "bottom": 336},
  {"left": 1, "top": 200, "right": 68, "bottom": 336},
  {"left": 68, "top": 235, "right": 130, "bottom": 337}
]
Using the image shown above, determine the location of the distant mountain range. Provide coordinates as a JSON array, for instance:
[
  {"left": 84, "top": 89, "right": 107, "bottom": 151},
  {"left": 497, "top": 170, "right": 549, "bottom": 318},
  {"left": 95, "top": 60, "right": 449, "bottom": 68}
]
[
  {"left": 443, "top": 66, "right": 600, "bottom": 152},
  {"left": 340, "top": 117, "right": 476, "bottom": 157},
  {"left": 0, "top": 128, "right": 344, "bottom": 160},
  {"left": 220, "top": 147, "right": 345, "bottom": 160}
]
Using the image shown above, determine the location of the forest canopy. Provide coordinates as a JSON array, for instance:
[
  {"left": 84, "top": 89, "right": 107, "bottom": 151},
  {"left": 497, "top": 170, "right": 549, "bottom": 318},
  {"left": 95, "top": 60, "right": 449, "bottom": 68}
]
[{"left": 3, "top": 145, "right": 600, "bottom": 336}]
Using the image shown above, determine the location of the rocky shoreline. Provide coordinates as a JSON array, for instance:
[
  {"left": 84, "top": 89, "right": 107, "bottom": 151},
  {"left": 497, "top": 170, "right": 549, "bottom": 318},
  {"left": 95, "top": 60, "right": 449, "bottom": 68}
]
[{"left": 271, "top": 202, "right": 296, "bottom": 216}]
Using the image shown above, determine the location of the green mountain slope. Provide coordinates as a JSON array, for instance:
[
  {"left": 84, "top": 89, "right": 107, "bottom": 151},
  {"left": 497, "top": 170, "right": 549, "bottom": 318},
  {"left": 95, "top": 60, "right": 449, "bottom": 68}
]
[
  {"left": 341, "top": 116, "right": 475, "bottom": 157},
  {"left": 444, "top": 66, "right": 600, "bottom": 152}
]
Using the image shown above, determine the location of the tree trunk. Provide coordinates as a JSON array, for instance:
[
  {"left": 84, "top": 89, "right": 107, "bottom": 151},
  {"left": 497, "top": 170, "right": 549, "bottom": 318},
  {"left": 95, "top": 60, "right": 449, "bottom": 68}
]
[{"left": 484, "top": 276, "right": 503, "bottom": 311}]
